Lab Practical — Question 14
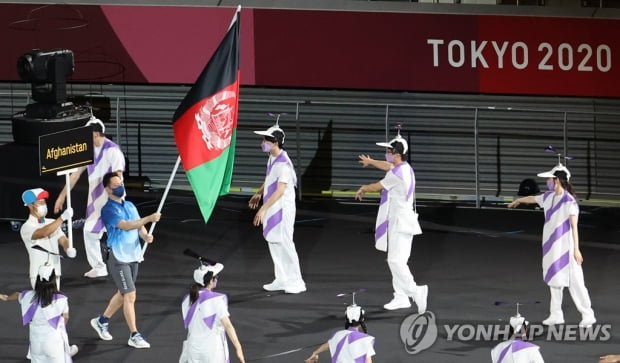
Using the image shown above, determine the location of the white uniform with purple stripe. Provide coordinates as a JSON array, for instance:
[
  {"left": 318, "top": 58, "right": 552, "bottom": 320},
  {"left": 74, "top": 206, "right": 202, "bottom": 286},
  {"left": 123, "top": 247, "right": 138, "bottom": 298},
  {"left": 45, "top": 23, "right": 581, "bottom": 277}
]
[
  {"left": 491, "top": 339, "right": 544, "bottom": 363},
  {"left": 376, "top": 162, "right": 420, "bottom": 298},
  {"left": 19, "top": 290, "right": 72, "bottom": 363},
  {"left": 328, "top": 328, "right": 375, "bottom": 363},
  {"left": 534, "top": 191, "right": 594, "bottom": 320},
  {"left": 179, "top": 289, "right": 229, "bottom": 363},
  {"left": 84, "top": 138, "right": 124, "bottom": 269},
  {"left": 261, "top": 150, "right": 305, "bottom": 289}
]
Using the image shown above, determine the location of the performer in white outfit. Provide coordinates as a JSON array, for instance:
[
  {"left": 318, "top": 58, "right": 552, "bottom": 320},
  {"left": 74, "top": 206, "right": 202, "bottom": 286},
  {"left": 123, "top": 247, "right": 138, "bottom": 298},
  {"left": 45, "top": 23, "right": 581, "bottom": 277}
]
[
  {"left": 305, "top": 300, "right": 375, "bottom": 362},
  {"left": 179, "top": 262, "right": 245, "bottom": 363},
  {"left": 356, "top": 132, "right": 428, "bottom": 311},
  {"left": 54, "top": 117, "right": 125, "bottom": 278},
  {"left": 0, "top": 264, "right": 78, "bottom": 362},
  {"left": 508, "top": 163, "right": 596, "bottom": 328},
  {"left": 20, "top": 188, "right": 75, "bottom": 289},
  {"left": 491, "top": 311, "right": 544, "bottom": 363},
  {"left": 249, "top": 123, "right": 306, "bottom": 294}
]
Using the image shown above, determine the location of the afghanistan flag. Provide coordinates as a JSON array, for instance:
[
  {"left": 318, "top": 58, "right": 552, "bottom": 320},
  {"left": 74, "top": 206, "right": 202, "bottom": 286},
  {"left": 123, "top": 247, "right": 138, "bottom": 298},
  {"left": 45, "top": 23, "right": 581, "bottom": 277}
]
[{"left": 172, "top": 7, "right": 240, "bottom": 223}]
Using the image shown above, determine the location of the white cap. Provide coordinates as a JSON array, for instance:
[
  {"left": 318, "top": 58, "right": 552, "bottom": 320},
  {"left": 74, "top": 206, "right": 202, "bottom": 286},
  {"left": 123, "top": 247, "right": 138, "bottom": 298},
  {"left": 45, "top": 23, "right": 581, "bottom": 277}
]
[
  {"left": 537, "top": 163, "right": 571, "bottom": 181},
  {"left": 85, "top": 116, "right": 106, "bottom": 134},
  {"left": 193, "top": 263, "right": 224, "bottom": 286},
  {"left": 254, "top": 125, "right": 285, "bottom": 142},
  {"left": 38, "top": 263, "right": 55, "bottom": 282},
  {"left": 509, "top": 313, "right": 527, "bottom": 335},
  {"left": 345, "top": 304, "right": 364, "bottom": 324},
  {"left": 376, "top": 135, "right": 408, "bottom": 155}
]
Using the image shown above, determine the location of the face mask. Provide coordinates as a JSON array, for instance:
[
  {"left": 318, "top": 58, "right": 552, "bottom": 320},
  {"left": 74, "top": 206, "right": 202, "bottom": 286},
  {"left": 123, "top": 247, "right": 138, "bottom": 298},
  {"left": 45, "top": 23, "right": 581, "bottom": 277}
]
[
  {"left": 546, "top": 180, "right": 555, "bottom": 192},
  {"left": 385, "top": 153, "right": 394, "bottom": 163},
  {"left": 112, "top": 185, "right": 125, "bottom": 198},
  {"left": 261, "top": 141, "right": 272, "bottom": 153},
  {"left": 36, "top": 204, "right": 47, "bottom": 217},
  {"left": 212, "top": 278, "right": 218, "bottom": 289}
]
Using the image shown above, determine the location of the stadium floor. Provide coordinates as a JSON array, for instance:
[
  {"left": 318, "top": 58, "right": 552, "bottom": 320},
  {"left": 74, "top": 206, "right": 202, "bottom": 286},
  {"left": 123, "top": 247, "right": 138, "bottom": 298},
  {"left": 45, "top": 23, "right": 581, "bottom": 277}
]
[{"left": 1, "top": 192, "right": 619, "bottom": 363}]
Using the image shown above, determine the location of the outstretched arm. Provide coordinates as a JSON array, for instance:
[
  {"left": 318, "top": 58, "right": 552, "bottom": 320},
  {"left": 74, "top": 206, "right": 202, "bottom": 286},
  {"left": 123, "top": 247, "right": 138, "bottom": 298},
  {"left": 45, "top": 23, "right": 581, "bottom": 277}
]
[
  {"left": 507, "top": 195, "right": 537, "bottom": 208},
  {"left": 0, "top": 292, "right": 19, "bottom": 301},
  {"left": 599, "top": 355, "right": 620, "bottom": 363},
  {"left": 305, "top": 342, "right": 329, "bottom": 363},
  {"left": 358, "top": 155, "right": 392, "bottom": 171}
]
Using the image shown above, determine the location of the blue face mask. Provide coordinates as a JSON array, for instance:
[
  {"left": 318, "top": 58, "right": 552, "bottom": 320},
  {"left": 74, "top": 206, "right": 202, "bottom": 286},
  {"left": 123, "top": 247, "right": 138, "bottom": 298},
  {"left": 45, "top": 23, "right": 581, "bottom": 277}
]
[
  {"left": 546, "top": 179, "right": 555, "bottom": 192},
  {"left": 385, "top": 153, "right": 394, "bottom": 163},
  {"left": 112, "top": 185, "right": 125, "bottom": 198}
]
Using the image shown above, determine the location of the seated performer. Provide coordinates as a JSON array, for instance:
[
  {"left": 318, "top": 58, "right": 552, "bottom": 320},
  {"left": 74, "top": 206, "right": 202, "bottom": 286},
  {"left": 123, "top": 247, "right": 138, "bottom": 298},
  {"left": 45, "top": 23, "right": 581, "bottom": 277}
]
[
  {"left": 0, "top": 264, "right": 78, "bottom": 362},
  {"left": 179, "top": 261, "right": 245, "bottom": 363},
  {"left": 305, "top": 300, "right": 376, "bottom": 363},
  {"left": 491, "top": 311, "right": 544, "bottom": 363}
]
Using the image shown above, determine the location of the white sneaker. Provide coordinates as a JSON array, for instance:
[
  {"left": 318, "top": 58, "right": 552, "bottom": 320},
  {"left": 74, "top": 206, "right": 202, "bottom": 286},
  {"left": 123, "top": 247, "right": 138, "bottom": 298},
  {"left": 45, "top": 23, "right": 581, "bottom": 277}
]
[
  {"left": 542, "top": 314, "right": 565, "bottom": 326},
  {"left": 579, "top": 315, "right": 596, "bottom": 328},
  {"left": 412, "top": 285, "right": 429, "bottom": 314},
  {"left": 263, "top": 281, "right": 285, "bottom": 292},
  {"left": 69, "top": 345, "right": 79, "bottom": 357},
  {"left": 90, "top": 317, "right": 113, "bottom": 340},
  {"left": 284, "top": 284, "right": 307, "bottom": 294},
  {"left": 84, "top": 265, "right": 108, "bottom": 278},
  {"left": 384, "top": 295, "right": 412, "bottom": 310},
  {"left": 128, "top": 333, "right": 151, "bottom": 349}
]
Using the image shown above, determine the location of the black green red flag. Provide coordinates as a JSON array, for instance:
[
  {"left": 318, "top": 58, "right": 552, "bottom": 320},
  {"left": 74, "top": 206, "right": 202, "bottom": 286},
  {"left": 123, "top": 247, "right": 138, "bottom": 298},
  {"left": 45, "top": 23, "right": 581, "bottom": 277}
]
[{"left": 172, "top": 7, "right": 240, "bottom": 223}]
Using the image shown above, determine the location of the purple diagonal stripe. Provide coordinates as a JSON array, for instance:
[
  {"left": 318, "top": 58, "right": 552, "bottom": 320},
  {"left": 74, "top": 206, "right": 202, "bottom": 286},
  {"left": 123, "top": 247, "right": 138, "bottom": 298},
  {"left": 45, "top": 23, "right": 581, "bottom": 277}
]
[
  {"left": 183, "top": 300, "right": 198, "bottom": 329},
  {"left": 379, "top": 189, "right": 388, "bottom": 205},
  {"left": 347, "top": 330, "right": 366, "bottom": 343},
  {"left": 545, "top": 193, "right": 570, "bottom": 223},
  {"left": 542, "top": 219, "right": 571, "bottom": 257},
  {"left": 407, "top": 167, "right": 415, "bottom": 201},
  {"left": 266, "top": 151, "right": 287, "bottom": 176},
  {"left": 392, "top": 163, "right": 404, "bottom": 179},
  {"left": 331, "top": 334, "right": 348, "bottom": 363},
  {"left": 497, "top": 343, "right": 511, "bottom": 363},
  {"left": 264, "top": 181, "right": 278, "bottom": 203},
  {"left": 203, "top": 314, "right": 216, "bottom": 329},
  {"left": 48, "top": 315, "right": 62, "bottom": 329},
  {"left": 375, "top": 220, "right": 388, "bottom": 241},
  {"left": 544, "top": 251, "right": 570, "bottom": 284},
  {"left": 263, "top": 209, "right": 283, "bottom": 238},
  {"left": 87, "top": 140, "right": 116, "bottom": 175},
  {"left": 92, "top": 218, "right": 106, "bottom": 234},
  {"left": 22, "top": 301, "right": 38, "bottom": 326},
  {"left": 512, "top": 340, "right": 536, "bottom": 353}
]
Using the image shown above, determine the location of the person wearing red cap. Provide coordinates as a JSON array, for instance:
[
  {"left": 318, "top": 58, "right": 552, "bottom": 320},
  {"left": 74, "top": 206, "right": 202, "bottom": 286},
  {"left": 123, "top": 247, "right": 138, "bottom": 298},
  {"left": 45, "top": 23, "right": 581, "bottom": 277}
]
[
  {"left": 20, "top": 188, "right": 75, "bottom": 289},
  {"left": 54, "top": 116, "right": 125, "bottom": 278},
  {"left": 508, "top": 164, "right": 596, "bottom": 328}
]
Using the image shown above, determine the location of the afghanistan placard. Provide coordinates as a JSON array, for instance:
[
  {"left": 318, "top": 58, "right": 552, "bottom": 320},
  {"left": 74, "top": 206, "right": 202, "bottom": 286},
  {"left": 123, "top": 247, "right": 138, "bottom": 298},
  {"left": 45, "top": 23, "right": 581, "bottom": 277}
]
[{"left": 39, "top": 125, "right": 94, "bottom": 175}]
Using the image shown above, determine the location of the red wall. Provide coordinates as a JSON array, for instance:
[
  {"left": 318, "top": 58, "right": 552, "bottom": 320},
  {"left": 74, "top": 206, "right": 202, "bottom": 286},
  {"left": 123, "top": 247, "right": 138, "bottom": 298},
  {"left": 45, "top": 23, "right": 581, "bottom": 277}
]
[{"left": 1, "top": 4, "right": 619, "bottom": 97}]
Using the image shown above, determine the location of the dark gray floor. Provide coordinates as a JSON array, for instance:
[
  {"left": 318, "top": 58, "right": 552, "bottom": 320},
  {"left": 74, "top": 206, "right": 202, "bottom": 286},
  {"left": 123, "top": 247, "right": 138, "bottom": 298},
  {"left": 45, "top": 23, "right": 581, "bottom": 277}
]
[{"left": 0, "top": 192, "right": 619, "bottom": 362}]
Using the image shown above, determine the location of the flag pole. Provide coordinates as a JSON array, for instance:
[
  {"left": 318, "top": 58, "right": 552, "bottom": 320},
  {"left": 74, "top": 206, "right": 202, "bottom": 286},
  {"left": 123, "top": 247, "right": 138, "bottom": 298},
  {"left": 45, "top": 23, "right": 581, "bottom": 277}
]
[{"left": 140, "top": 155, "right": 181, "bottom": 261}]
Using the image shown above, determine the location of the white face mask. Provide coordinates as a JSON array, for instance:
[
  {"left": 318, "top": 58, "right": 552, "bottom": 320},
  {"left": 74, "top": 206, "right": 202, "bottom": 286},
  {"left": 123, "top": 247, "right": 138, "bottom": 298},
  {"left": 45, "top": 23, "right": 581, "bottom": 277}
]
[{"left": 36, "top": 204, "right": 48, "bottom": 217}]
